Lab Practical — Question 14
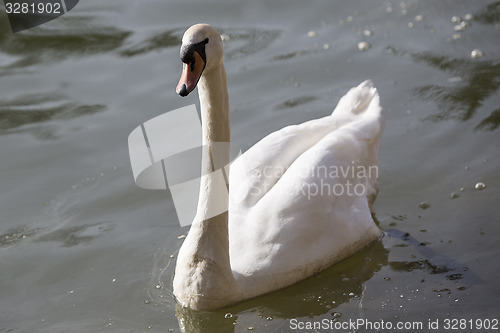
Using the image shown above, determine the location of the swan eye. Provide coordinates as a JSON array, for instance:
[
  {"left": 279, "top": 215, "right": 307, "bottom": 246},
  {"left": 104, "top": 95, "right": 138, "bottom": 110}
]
[{"left": 180, "top": 38, "right": 209, "bottom": 71}]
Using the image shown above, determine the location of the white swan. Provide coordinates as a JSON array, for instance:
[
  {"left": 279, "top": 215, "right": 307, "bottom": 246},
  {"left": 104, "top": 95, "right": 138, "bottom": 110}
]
[{"left": 173, "top": 24, "right": 383, "bottom": 310}]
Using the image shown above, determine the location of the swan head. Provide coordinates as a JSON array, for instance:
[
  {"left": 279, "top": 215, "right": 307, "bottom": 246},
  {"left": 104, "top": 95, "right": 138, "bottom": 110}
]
[{"left": 176, "top": 24, "right": 224, "bottom": 97}]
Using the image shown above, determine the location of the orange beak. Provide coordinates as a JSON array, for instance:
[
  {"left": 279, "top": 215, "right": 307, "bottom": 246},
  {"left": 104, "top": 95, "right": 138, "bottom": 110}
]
[{"left": 176, "top": 51, "right": 206, "bottom": 97}]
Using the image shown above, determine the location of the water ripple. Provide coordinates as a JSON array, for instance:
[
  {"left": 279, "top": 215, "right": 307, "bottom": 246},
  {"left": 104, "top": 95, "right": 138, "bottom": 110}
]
[
  {"left": 120, "top": 29, "right": 181, "bottom": 57},
  {"left": 219, "top": 27, "right": 281, "bottom": 60},
  {"left": 0, "top": 15, "right": 131, "bottom": 71},
  {"left": 0, "top": 92, "right": 105, "bottom": 135},
  {"left": 412, "top": 52, "right": 500, "bottom": 130}
]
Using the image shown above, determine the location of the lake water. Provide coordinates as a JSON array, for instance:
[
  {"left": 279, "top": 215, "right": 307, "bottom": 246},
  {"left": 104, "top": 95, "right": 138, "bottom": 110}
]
[{"left": 1, "top": 1, "right": 499, "bottom": 332}]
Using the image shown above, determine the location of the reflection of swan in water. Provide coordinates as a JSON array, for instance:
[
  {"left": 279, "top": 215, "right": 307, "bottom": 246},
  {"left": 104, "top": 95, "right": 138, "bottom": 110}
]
[
  {"left": 175, "top": 239, "right": 389, "bottom": 333},
  {"left": 172, "top": 228, "right": 482, "bottom": 333},
  {"left": 172, "top": 24, "right": 383, "bottom": 310}
]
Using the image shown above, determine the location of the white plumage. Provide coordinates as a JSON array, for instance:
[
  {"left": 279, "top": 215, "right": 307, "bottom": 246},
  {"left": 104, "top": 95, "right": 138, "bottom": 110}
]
[{"left": 173, "top": 24, "right": 382, "bottom": 310}]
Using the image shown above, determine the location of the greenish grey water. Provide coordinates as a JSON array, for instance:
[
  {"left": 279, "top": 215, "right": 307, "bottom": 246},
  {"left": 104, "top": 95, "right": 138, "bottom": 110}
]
[{"left": 1, "top": 1, "right": 499, "bottom": 332}]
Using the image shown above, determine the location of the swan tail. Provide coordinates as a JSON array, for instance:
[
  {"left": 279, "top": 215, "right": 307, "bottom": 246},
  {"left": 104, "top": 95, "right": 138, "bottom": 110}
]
[
  {"left": 332, "top": 80, "right": 380, "bottom": 118},
  {"left": 330, "top": 80, "right": 382, "bottom": 212}
]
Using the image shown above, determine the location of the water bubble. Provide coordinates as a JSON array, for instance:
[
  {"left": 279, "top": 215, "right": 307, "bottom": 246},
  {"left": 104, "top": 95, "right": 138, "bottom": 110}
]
[
  {"left": 362, "top": 29, "right": 372, "bottom": 37},
  {"left": 331, "top": 312, "right": 342, "bottom": 318},
  {"left": 177, "top": 234, "right": 186, "bottom": 239},
  {"left": 448, "top": 76, "right": 462, "bottom": 83},
  {"left": 307, "top": 30, "right": 318, "bottom": 38},
  {"left": 471, "top": 49, "right": 483, "bottom": 59},
  {"left": 475, "top": 182, "right": 486, "bottom": 190},
  {"left": 323, "top": 43, "right": 331, "bottom": 50},
  {"left": 386, "top": 47, "right": 396, "bottom": 54},
  {"left": 357, "top": 41, "right": 371, "bottom": 51},
  {"left": 384, "top": 277, "right": 391, "bottom": 281},
  {"left": 464, "top": 13, "right": 473, "bottom": 21},
  {"left": 347, "top": 16, "right": 354, "bottom": 22},
  {"left": 144, "top": 300, "right": 151, "bottom": 304},
  {"left": 450, "top": 192, "right": 460, "bottom": 199},
  {"left": 415, "top": 15, "right": 424, "bottom": 21},
  {"left": 408, "top": 22, "right": 414, "bottom": 28},
  {"left": 386, "top": 6, "right": 393, "bottom": 13},
  {"left": 266, "top": 317, "right": 273, "bottom": 321},
  {"left": 248, "top": 326, "right": 254, "bottom": 331},
  {"left": 453, "top": 20, "right": 469, "bottom": 31},
  {"left": 155, "top": 284, "right": 162, "bottom": 289},
  {"left": 224, "top": 313, "right": 233, "bottom": 319},
  {"left": 418, "top": 201, "right": 431, "bottom": 210},
  {"left": 451, "top": 16, "right": 461, "bottom": 23}
]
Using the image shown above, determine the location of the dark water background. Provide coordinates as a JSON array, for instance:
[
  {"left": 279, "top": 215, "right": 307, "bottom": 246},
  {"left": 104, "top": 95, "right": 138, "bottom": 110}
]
[{"left": 1, "top": 1, "right": 499, "bottom": 332}]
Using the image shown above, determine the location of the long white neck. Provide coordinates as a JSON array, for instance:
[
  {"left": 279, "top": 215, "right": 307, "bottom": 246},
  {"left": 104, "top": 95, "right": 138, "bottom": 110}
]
[
  {"left": 199, "top": 65, "right": 230, "bottom": 145},
  {"left": 173, "top": 64, "right": 236, "bottom": 310}
]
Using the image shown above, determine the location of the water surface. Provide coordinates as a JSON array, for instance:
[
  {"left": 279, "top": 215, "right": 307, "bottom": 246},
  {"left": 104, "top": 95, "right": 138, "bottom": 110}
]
[{"left": 1, "top": 1, "right": 499, "bottom": 332}]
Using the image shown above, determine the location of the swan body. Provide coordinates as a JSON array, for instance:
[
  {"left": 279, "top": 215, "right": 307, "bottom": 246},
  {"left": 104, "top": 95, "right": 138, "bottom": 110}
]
[{"left": 173, "top": 24, "right": 382, "bottom": 310}]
